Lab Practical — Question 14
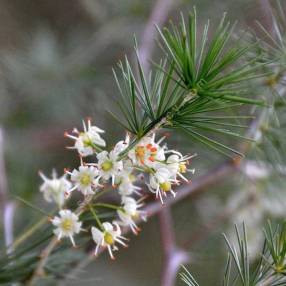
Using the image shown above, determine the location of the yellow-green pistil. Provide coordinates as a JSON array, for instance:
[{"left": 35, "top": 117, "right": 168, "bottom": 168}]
[
  {"left": 80, "top": 133, "right": 92, "bottom": 147},
  {"left": 104, "top": 232, "right": 114, "bottom": 244},
  {"left": 160, "top": 181, "right": 171, "bottom": 192},
  {"left": 101, "top": 160, "right": 113, "bottom": 172},
  {"left": 179, "top": 162, "right": 187, "bottom": 173},
  {"left": 80, "top": 173, "right": 92, "bottom": 185},
  {"left": 60, "top": 218, "right": 73, "bottom": 231}
]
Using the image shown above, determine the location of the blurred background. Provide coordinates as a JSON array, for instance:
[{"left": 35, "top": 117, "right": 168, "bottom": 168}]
[{"left": 0, "top": 0, "right": 285, "bottom": 285}]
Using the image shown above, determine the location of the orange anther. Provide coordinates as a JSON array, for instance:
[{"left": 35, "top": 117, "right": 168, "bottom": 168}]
[
  {"left": 148, "top": 156, "right": 155, "bottom": 162},
  {"left": 146, "top": 143, "right": 152, "bottom": 149}
]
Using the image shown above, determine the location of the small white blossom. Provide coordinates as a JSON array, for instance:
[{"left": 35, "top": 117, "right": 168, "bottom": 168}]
[
  {"left": 97, "top": 150, "right": 123, "bottom": 185},
  {"left": 69, "top": 165, "right": 100, "bottom": 196},
  {"left": 113, "top": 134, "right": 130, "bottom": 155},
  {"left": 51, "top": 209, "right": 82, "bottom": 246},
  {"left": 117, "top": 197, "right": 146, "bottom": 234},
  {"left": 91, "top": 222, "right": 128, "bottom": 259},
  {"left": 166, "top": 151, "right": 195, "bottom": 182},
  {"left": 118, "top": 180, "right": 141, "bottom": 197},
  {"left": 115, "top": 170, "right": 141, "bottom": 197},
  {"left": 39, "top": 170, "right": 71, "bottom": 208},
  {"left": 148, "top": 166, "right": 177, "bottom": 203},
  {"left": 128, "top": 135, "right": 165, "bottom": 167},
  {"left": 65, "top": 119, "right": 106, "bottom": 157}
]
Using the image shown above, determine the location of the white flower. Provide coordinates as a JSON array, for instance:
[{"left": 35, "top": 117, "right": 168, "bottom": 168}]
[
  {"left": 65, "top": 119, "right": 106, "bottom": 157},
  {"left": 166, "top": 151, "right": 195, "bottom": 182},
  {"left": 69, "top": 166, "right": 100, "bottom": 196},
  {"left": 97, "top": 150, "right": 123, "bottom": 185},
  {"left": 51, "top": 209, "right": 82, "bottom": 246},
  {"left": 115, "top": 169, "right": 141, "bottom": 197},
  {"left": 91, "top": 222, "right": 128, "bottom": 259},
  {"left": 39, "top": 170, "right": 71, "bottom": 208},
  {"left": 118, "top": 180, "right": 141, "bottom": 197},
  {"left": 148, "top": 167, "right": 177, "bottom": 204},
  {"left": 128, "top": 135, "right": 165, "bottom": 167},
  {"left": 117, "top": 197, "right": 146, "bottom": 234},
  {"left": 113, "top": 134, "right": 130, "bottom": 155}
]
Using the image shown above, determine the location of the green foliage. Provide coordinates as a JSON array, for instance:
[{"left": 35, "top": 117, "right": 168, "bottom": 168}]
[
  {"left": 157, "top": 9, "right": 263, "bottom": 104},
  {"left": 180, "top": 222, "right": 286, "bottom": 286},
  {"left": 0, "top": 199, "right": 115, "bottom": 284},
  {"left": 248, "top": 0, "right": 286, "bottom": 169},
  {"left": 179, "top": 265, "right": 199, "bottom": 286},
  {"left": 112, "top": 9, "right": 265, "bottom": 157},
  {"left": 256, "top": 0, "right": 286, "bottom": 67},
  {"left": 264, "top": 222, "right": 286, "bottom": 275}
]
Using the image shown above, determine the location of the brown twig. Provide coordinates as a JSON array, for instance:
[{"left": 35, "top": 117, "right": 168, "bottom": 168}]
[
  {"left": 145, "top": 159, "right": 237, "bottom": 218},
  {"left": 27, "top": 237, "right": 59, "bottom": 286},
  {"left": 159, "top": 207, "right": 189, "bottom": 286}
]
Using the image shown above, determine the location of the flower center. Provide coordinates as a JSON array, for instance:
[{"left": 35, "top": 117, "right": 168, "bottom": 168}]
[
  {"left": 129, "top": 174, "right": 136, "bottom": 182},
  {"left": 160, "top": 181, "right": 171, "bottom": 192},
  {"left": 131, "top": 211, "right": 139, "bottom": 219},
  {"left": 179, "top": 162, "right": 187, "bottom": 173},
  {"left": 101, "top": 160, "right": 113, "bottom": 172},
  {"left": 80, "top": 173, "right": 92, "bottom": 186},
  {"left": 80, "top": 133, "right": 92, "bottom": 147},
  {"left": 104, "top": 232, "right": 114, "bottom": 245},
  {"left": 61, "top": 218, "right": 73, "bottom": 231},
  {"left": 135, "top": 146, "right": 145, "bottom": 163}
]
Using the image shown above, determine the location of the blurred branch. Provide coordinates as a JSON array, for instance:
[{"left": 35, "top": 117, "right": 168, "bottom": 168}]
[
  {"left": 181, "top": 186, "right": 258, "bottom": 249},
  {"left": 259, "top": 0, "right": 274, "bottom": 33},
  {"left": 159, "top": 207, "right": 189, "bottom": 286},
  {"left": 145, "top": 159, "right": 237, "bottom": 217},
  {"left": 138, "top": 0, "right": 174, "bottom": 72},
  {"left": 0, "top": 128, "right": 8, "bottom": 203},
  {"left": 64, "top": 19, "right": 142, "bottom": 70},
  {"left": 27, "top": 237, "right": 59, "bottom": 286},
  {"left": 0, "top": 127, "right": 15, "bottom": 254}
]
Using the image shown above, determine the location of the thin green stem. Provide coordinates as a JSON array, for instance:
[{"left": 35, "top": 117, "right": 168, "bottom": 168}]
[
  {"left": 90, "top": 142, "right": 104, "bottom": 153},
  {"left": 92, "top": 188, "right": 111, "bottom": 201},
  {"left": 93, "top": 203, "right": 122, "bottom": 211},
  {"left": 12, "top": 216, "right": 49, "bottom": 250},
  {"left": 14, "top": 196, "right": 50, "bottom": 217},
  {"left": 89, "top": 205, "right": 104, "bottom": 230}
]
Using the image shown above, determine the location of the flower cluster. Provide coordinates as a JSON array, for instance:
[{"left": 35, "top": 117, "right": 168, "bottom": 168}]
[{"left": 39, "top": 119, "right": 195, "bottom": 259}]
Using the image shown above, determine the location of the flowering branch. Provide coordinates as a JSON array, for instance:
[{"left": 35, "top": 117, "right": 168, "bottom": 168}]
[
  {"left": 0, "top": 4, "right": 271, "bottom": 285},
  {"left": 25, "top": 107, "right": 261, "bottom": 285}
]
